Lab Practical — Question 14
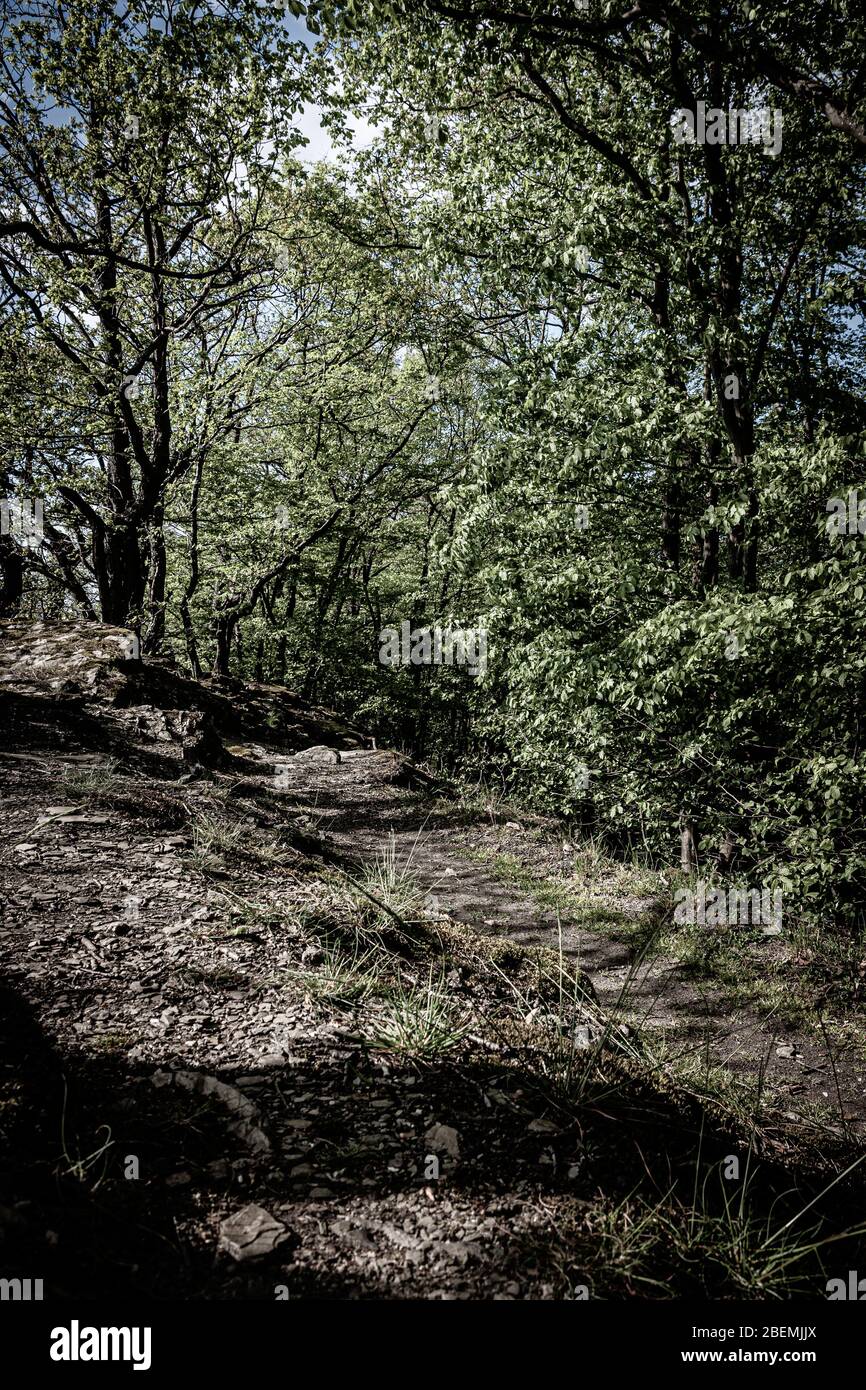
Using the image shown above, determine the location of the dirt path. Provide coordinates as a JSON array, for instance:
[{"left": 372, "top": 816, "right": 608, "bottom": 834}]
[{"left": 270, "top": 750, "right": 866, "bottom": 1138}]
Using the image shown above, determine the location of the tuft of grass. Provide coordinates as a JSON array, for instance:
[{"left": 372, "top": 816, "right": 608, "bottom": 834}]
[
  {"left": 355, "top": 831, "right": 427, "bottom": 922},
  {"left": 363, "top": 967, "right": 470, "bottom": 1057},
  {"left": 59, "top": 758, "right": 122, "bottom": 801},
  {"left": 577, "top": 1148, "right": 866, "bottom": 1299},
  {"left": 288, "top": 935, "right": 385, "bottom": 1006},
  {"left": 187, "top": 806, "right": 249, "bottom": 869},
  {"left": 566, "top": 836, "right": 666, "bottom": 900},
  {"left": 57, "top": 1080, "right": 114, "bottom": 1189},
  {"left": 485, "top": 922, "right": 641, "bottom": 1102}
]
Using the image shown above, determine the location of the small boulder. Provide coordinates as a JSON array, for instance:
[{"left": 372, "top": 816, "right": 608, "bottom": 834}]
[
  {"left": 424, "top": 1123, "right": 460, "bottom": 1158},
  {"left": 218, "top": 1204, "right": 289, "bottom": 1262},
  {"left": 293, "top": 745, "right": 341, "bottom": 765}
]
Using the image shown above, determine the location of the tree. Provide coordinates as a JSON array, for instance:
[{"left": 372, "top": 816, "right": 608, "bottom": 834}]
[{"left": 0, "top": 0, "right": 307, "bottom": 640}]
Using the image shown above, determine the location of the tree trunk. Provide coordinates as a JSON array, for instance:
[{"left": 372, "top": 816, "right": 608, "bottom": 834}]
[
  {"left": 700, "top": 479, "right": 720, "bottom": 593},
  {"left": 144, "top": 506, "right": 167, "bottom": 653},
  {"left": 0, "top": 535, "right": 23, "bottom": 616},
  {"left": 680, "top": 814, "right": 699, "bottom": 872},
  {"left": 180, "top": 455, "right": 204, "bottom": 679},
  {"left": 661, "top": 468, "right": 682, "bottom": 575},
  {"left": 213, "top": 599, "right": 239, "bottom": 677}
]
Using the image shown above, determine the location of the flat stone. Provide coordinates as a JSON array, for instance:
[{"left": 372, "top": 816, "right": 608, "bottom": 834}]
[
  {"left": 218, "top": 1204, "right": 288, "bottom": 1262},
  {"left": 425, "top": 1123, "right": 460, "bottom": 1158},
  {"left": 527, "top": 1117, "right": 559, "bottom": 1133}
]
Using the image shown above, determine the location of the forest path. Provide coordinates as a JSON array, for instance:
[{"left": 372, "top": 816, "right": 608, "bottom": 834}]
[
  {"left": 3, "top": 665, "right": 864, "bottom": 1301},
  {"left": 274, "top": 749, "right": 866, "bottom": 1138}
]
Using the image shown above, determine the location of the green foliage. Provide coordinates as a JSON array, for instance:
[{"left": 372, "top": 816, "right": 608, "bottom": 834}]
[{"left": 3, "top": 0, "right": 865, "bottom": 927}]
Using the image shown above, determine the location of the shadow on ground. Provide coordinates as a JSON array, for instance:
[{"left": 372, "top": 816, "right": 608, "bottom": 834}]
[{"left": 2, "top": 979, "right": 864, "bottom": 1301}]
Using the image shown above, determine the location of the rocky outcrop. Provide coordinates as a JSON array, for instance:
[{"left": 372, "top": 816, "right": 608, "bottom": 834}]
[{"left": 0, "top": 621, "right": 372, "bottom": 765}]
